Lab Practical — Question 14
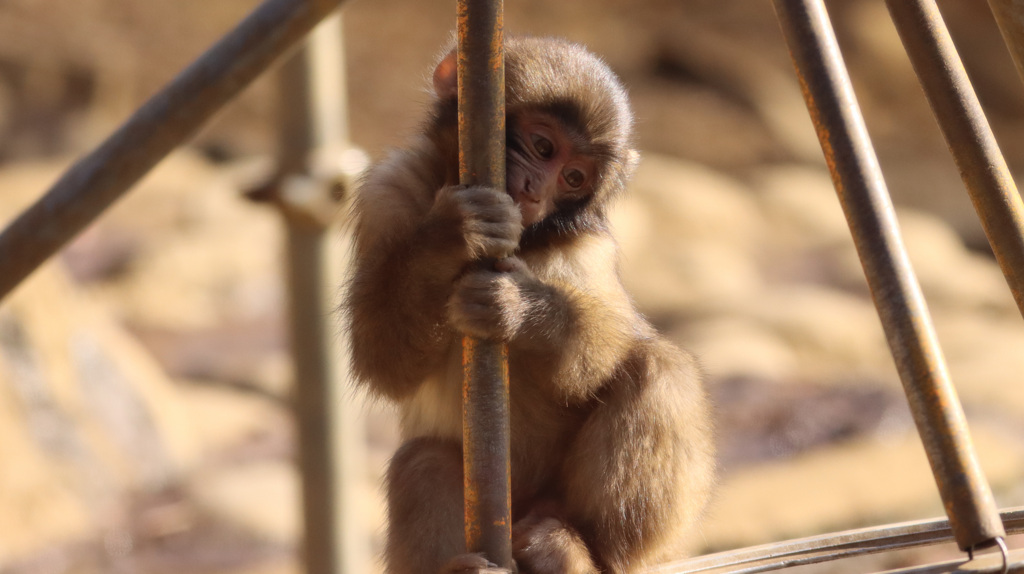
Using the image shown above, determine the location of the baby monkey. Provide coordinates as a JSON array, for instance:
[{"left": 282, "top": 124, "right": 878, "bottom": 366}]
[{"left": 345, "top": 37, "right": 714, "bottom": 574}]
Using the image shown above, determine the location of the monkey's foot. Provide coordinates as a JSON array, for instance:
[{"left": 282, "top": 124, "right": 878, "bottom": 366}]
[
  {"left": 512, "top": 516, "right": 598, "bottom": 574},
  {"left": 441, "top": 553, "right": 513, "bottom": 574}
]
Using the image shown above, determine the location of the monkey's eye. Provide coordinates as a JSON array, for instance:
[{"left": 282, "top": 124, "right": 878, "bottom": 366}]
[
  {"left": 531, "top": 135, "right": 554, "bottom": 159},
  {"left": 563, "top": 169, "right": 586, "bottom": 189}
]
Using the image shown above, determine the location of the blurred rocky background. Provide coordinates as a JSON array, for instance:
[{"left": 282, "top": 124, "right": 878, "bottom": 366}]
[{"left": 2, "top": 0, "right": 1024, "bottom": 573}]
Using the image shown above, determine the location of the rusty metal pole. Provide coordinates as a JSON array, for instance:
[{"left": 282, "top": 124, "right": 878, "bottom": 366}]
[
  {"left": 0, "top": 0, "right": 347, "bottom": 303},
  {"left": 456, "top": 0, "right": 513, "bottom": 569},
  {"left": 772, "top": 0, "right": 1006, "bottom": 553},
  {"left": 887, "top": 0, "right": 1024, "bottom": 320},
  {"left": 272, "top": 12, "right": 368, "bottom": 574},
  {"left": 988, "top": 0, "right": 1024, "bottom": 88}
]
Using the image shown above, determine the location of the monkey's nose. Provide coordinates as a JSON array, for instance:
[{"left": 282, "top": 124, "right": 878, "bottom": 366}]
[{"left": 520, "top": 179, "right": 541, "bottom": 202}]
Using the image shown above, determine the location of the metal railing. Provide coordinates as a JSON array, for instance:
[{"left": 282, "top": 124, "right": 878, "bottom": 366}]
[
  {"left": 2, "top": 0, "right": 1024, "bottom": 572},
  {"left": 651, "top": 507, "right": 1024, "bottom": 574}
]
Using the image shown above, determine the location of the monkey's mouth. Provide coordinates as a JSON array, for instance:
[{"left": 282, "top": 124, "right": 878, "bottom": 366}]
[
  {"left": 507, "top": 188, "right": 539, "bottom": 205},
  {"left": 509, "top": 191, "right": 546, "bottom": 227}
]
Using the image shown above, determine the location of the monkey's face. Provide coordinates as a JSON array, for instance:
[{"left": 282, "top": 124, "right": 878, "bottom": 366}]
[{"left": 507, "top": 111, "right": 595, "bottom": 227}]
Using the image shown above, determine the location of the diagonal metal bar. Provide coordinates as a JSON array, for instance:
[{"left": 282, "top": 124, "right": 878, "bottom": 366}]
[
  {"left": 456, "top": 0, "right": 512, "bottom": 569},
  {"left": 987, "top": 0, "right": 1024, "bottom": 91},
  {"left": 0, "top": 0, "right": 346, "bottom": 302},
  {"left": 770, "top": 0, "right": 1006, "bottom": 552},
  {"left": 887, "top": 0, "right": 1024, "bottom": 320}
]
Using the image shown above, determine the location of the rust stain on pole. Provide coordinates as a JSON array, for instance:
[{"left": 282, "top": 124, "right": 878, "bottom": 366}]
[
  {"left": 772, "top": 0, "right": 1006, "bottom": 552},
  {"left": 888, "top": 0, "right": 1024, "bottom": 320},
  {"left": 461, "top": 334, "right": 512, "bottom": 566},
  {"left": 456, "top": 0, "right": 512, "bottom": 569},
  {"left": 0, "top": 0, "right": 347, "bottom": 302}
]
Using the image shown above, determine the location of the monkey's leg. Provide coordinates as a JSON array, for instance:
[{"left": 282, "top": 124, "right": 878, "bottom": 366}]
[
  {"left": 385, "top": 437, "right": 510, "bottom": 574},
  {"left": 561, "top": 349, "right": 714, "bottom": 573}
]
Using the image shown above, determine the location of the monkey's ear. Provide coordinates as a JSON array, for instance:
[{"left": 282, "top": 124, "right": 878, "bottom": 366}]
[
  {"left": 433, "top": 50, "right": 458, "bottom": 99},
  {"left": 626, "top": 149, "right": 641, "bottom": 172}
]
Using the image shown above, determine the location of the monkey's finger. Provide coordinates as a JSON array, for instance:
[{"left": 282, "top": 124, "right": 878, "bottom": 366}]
[
  {"left": 480, "top": 221, "right": 521, "bottom": 238},
  {"left": 474, "top": 220, "right": 521, "bottom": 237},
  {"left": 463, "top": 212, "right": 519, "bottom": 232},
  {"left": 455, "top": 270, "right": 502, "bottom": 290},
  {"left": 479, "top": 241, "right": 520, "bottom": 258},
  {"left": 434, "top": 186, "right": 510, "bottom": 220},
  {"left": 440, "top": 553, "right": 512, "bottom": 574},
  {"left": 460, "top": 203, "right": 520, "bottom": 228},
  {"left": 457, "top": 184, "right": 513, "bottom": 202},
  {"left": 477, "top": 209, "right": 522, "bottom": 228},
  {"left": 462, "top": 200, "right": 521, "bottom": 226},
  {"left": 463, "top": 231, "right": 518, "bottom": 260},
  {"left": 457, "top": 190, "right": 511, "bottom": 208},
  {"left": 454, "top": 186, "right": 515, "bottom": 212},
  {"left": 495, "top": 258, "right": 515, "bottom": 273},
  {"left": 449, "top": 312, "right": 501, "bottom": 340},
  {"left": 475, "top": 240, "right": 520, "bottom": 260},
  {"left": 452, "top": 285, "right": 498, "bottom": 310},
  {"left": 494, "top": 257, "right": 529, "bottom": 274},
  {"left": 451, "top": 277, "right": 499, "bottom": 301}
]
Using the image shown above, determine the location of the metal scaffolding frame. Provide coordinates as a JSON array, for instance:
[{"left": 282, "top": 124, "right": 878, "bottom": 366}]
[
  {"left": 1, "top": 0, "right": 1023, "bottom": 572},
  {"left": 660, "top": 0, "right": 1024, "bottom": 570},
  {"left": 774, "top": 0, "right": 1005, "bottom": 553}
]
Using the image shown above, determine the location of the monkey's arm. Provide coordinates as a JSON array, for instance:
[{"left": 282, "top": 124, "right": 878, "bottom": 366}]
[
  {"left": 347, "top": 154, "right": 521, "bottom": 400},
  {"left": 449, "top": 233, "right": 639, "bottom": 402}
]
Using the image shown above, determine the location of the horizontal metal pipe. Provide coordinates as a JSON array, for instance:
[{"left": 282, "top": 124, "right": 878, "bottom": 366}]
[
  {"left": 650, "top": 507, "right": 1024, "bottom": 574},
  {"left": 457, "top": 0, "right": 512, "bottom": 569},
  {"left": 771, "top": 0, "right": 1005, "bottom": 552},
  {"left": 0, "top": 0, "right": 346, "bottom": 301},
  {"left": 888, "top": 0, "right": 1024, "bottom": 319}
]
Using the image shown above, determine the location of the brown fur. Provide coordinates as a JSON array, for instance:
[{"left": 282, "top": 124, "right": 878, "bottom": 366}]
[{"left": 344, "top": 37, "right": 714, "bottom": 574}]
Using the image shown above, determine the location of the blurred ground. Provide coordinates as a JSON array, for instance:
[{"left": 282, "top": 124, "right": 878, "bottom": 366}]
[{"left": 2, "top": 0, "right": 1024, "bottom": 573}]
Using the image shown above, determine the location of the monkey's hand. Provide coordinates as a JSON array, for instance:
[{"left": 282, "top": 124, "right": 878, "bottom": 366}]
[
  {"left": 428, "top": 185, "right": 522, "bottom": 264},
  {"left": 448, "top": 257, "right": 544, "bottom": 341},
  {"left": 441, "top": 553, "right": 514, "bottom": 574}
]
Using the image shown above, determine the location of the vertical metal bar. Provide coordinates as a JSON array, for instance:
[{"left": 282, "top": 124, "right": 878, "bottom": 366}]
[
  {"left": 277, "top": 13, "right": 367, "bottom": 574},
  {"left": 456, "top": 0, "right": 512, "bottom": 569},
  {"left": 771, "top": 0, "right": 1006, "bottom": 552},
  {"left": 0, "top": 0, "right": 347, "bottom": 303},
  {"left": 987, "top": 0, "right": 1024, "bottom": 89},
  {"left": 887, "top": 0, "right": 1024, "bottom": 320},
  {"left": 286, "top": 220, "right": 350, "bottom": 574}
]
